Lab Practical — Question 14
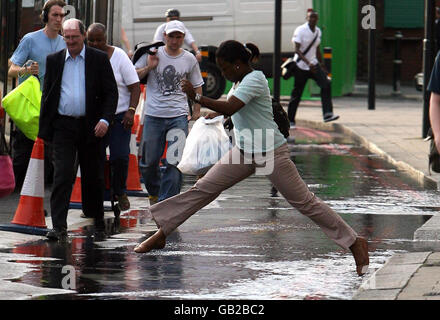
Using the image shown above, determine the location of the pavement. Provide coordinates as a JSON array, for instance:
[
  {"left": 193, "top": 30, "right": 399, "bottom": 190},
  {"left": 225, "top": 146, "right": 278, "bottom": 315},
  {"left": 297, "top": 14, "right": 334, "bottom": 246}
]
[{"left": 1, "top": 81, "right": 439, "bottom": 300}]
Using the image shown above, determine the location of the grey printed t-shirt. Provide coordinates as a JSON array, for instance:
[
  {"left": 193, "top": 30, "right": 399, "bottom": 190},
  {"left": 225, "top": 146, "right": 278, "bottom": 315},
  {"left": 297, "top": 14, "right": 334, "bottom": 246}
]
[{"left": 135, "top": 46, "right": 204, "bottom": 118}]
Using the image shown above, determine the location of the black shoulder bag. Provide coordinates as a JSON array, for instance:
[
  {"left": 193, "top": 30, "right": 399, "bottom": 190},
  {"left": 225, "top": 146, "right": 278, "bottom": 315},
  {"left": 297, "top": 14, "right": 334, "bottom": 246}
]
[
  {"left": 426, "top": 128, "right": 440, "bottom": 174},
  {"left": 132, "top": 41, "right": 165, "bottom": 84},
  {"left": 281, "top": 32, "right": 319, "bottom": 80},
  {"left": 223, "top": 99, "right": 290, "bottom": 139}
]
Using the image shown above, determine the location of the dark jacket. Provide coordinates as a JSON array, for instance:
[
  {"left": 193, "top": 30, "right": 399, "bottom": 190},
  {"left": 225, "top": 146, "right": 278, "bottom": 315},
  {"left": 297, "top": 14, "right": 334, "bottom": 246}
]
[{"left": 38, "top": 46, "right": 118, "bottom": 142}]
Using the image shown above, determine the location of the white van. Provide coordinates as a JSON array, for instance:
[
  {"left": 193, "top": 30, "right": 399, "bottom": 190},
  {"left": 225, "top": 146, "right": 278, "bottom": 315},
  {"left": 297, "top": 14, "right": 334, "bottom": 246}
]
[{"left": 121, "top": 0, "right": 313, "bottom": 97}]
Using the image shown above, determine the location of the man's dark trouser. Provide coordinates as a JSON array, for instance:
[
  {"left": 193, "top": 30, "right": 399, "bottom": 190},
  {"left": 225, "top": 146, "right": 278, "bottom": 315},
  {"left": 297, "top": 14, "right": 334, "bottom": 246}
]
[
  {"left": 287, "top": 65, "right": 333, "bottom": 123},
  {"left": 51, "top": 116, "right": 105, "bottom": 231},
  {"left": 12, "top": 129, "right": 54, "bottom": 190},
  {"left": 104, "top": 112, "right": 131, "bottom": 197},
  {"left": 11, "top": 129, "right": 33, "bottom": 190}
]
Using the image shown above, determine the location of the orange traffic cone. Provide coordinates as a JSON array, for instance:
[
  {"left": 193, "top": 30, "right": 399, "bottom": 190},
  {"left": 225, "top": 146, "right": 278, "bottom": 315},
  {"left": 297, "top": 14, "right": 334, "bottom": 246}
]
[
  {"left": 119, "top": 211, "right": 138, "bottom": 228},
  {"left": 0, "top": 138, "right": 50, "bottom": 236},
  {"left": 69, "top": 167, "right": 82, "bottom": 209},
  {"left": 71, "top": 167, "right": 81, "bottom": 203},
  {"left": 126, "top": 118, "right": 148, "bottom": 197}
]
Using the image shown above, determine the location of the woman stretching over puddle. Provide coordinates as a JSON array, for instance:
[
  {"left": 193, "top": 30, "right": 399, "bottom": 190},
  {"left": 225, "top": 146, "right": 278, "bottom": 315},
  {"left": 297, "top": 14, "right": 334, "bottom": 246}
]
[{"left": 134, "top": 40, "right": 369, "bottom": 277}]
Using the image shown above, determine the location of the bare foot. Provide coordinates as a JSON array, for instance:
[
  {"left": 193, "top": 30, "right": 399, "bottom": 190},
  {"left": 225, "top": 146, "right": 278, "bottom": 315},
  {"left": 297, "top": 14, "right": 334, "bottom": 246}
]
[
  {"left": 349, "top": 237, "right": 369, "bottom": 276},
  {"left": 134, "top": 229, "right": 166, "bottom": 253}
]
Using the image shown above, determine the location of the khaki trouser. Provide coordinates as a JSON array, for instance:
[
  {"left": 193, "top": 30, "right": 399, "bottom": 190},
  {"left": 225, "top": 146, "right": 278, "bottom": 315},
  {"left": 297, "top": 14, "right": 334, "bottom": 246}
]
[{"left": 151, "top": 143, "right": 357, "bottom": 251}]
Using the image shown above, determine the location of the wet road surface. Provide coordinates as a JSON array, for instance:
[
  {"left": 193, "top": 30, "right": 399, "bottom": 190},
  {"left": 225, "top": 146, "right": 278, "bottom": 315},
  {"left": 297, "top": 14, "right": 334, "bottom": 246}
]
[{"left": 2, "top": 126, "right": 440, "bottom": 300}]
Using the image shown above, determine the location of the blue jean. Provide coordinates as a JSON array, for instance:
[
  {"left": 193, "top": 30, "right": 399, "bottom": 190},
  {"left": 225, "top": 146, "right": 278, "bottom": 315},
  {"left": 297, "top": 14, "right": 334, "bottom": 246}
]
[
  {"left": 104, "top": 112, "right": 131, "bottom": 196},
  {"left": 139, "top": 115, "right": 188, "bottom": 201}
]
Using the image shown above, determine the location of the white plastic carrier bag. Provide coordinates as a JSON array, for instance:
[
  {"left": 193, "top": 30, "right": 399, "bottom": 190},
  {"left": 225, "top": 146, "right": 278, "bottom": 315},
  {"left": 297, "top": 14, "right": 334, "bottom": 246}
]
[{"left": 178, "top": 116, "right": 232, "bottom": 175}]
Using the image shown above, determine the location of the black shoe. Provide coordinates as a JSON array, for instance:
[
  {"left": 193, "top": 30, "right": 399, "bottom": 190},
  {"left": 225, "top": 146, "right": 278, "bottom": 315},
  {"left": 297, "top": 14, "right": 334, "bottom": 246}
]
[
  {"left": 81, "top": 211, "right": 95, "bottom": 218},
  {"left": 323, "top": 113, "right": 340, "bottom": 123},
  {"left": 46, "top": 229, "right": 68, "bottom": 242},
  {"left": 93, "top": 230, "right": 107, "bottom": 242},
  {"left": 271, "top": 186, "right": 278, "bottom": 197}
]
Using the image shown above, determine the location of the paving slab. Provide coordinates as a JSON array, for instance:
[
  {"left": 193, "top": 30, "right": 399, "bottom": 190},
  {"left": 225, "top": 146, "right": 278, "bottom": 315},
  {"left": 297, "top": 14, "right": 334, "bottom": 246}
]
[
  {"left": 384, "top": 252, "right": 431, "bottom": 265},
  {"left": 352, "top": 289, "right": 402, "bottom": 300},
  {"left": 0, "top": 231, "right": 44, "bottom": 250},
  {"left": 426, "top": 253, "right": 440, "bottom": 266},
  {"left": 360, "top": 264, "right": 421, "bottom": 290},
  {"left": 414, "top": 215, "right": 440, "bottom": 241},
  {"left": 398, "top": 266, "right": 440, "bottom": 300}
]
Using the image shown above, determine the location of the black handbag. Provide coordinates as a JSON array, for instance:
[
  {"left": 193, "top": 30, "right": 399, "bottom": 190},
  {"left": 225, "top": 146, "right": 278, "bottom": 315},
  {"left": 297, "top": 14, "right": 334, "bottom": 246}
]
[
  {"left": 281, "top": 33, "right": 319, "bottom": 80},
  {"left": 132, "top": 41, "right": 165, "bottom": 84},
  {"left": 223, "top": 98, "right": 290, "bottom": 139},
  {"left": 271, "top": 98, "right": 290, "bottom": 138},
  {"left": 426, "top": 128, "right": 440, "bottom": 174}
]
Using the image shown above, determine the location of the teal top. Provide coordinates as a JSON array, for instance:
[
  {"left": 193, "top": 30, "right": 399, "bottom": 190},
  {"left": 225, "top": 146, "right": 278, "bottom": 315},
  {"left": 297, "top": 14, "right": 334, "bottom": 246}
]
[
  {"left": 10, "top": 29, "right": 66, "bottom": 88},
  {"left": 229, "top": 70, "right": 287, "bottom": 153}
]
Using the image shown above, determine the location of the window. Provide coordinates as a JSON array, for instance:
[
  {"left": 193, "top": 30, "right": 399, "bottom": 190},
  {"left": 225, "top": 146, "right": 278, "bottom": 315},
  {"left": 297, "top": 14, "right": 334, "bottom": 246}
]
[{"left": 384, "top": 0, "right": 424, "bottom": 28}]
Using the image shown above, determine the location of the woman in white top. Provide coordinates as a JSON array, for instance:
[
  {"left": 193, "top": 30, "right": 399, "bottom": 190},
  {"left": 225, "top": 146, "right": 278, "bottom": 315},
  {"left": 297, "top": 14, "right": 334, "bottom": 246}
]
[
  {"left": 87, "top": 23, "right": 141, "bottom": 211},
  {"left": 134, "top": 40, "right": 369, "bottom": 277}
]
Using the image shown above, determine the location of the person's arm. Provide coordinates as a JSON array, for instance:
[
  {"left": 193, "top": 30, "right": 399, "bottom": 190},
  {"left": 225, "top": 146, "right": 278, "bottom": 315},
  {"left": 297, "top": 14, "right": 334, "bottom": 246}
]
[
  {"left": 181, "top": 79, "right": 245, "bottom": 116},
  {"left": 428, "top": 53, "right": 440, "bottom": 150},
  {"left": 315, "top": 45, "right": 327, "bottom": 74},
  {"left": 120, "top": 27, "right": 133, "bottom": 58},
  {"left": 295, "top": 42, "right": 312, "bottom": 67},
  {"left": 8, "top": 36, "right": 39, "bottom": 78},
  {"left": 122, "top": 82, "right": 141, "bottom": 130},
  {"left": 191, "top": 86, "right": 202, "bottom": 120},
  {"left": 430, "top": 92, "right": 440, "bottom": 152},
  {"left": 8, "top": 63, "right": 26, "bottom": 78},
  {"left": 38, "top": 55, "right": 56, "bottom": 141},
  {"left": 136, "top": 54, "right": 158, "bottom": 80},
  {"left": 191, "top": 42, "right": 202, "bottom": 62},
  {"left": 183, "top": 27, "right": 201, "bottom": 62},
  {"left": 95, "top": 54, "right": 118, "bottom": 138},
  {"left": 8, "top": 61, "right": 39, "bottom": 78},
  {"left": 205, "top": 112, "right": 223, "bottom": 119}
]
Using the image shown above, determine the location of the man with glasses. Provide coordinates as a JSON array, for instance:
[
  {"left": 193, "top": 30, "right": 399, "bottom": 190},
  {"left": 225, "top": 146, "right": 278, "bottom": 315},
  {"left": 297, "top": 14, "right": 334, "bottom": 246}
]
[
  {"left": 8, "top": 0, "right": 67, "bottom": 190},
  {"left": 39, "top": 18, "right": 118, "bottom": 242}
]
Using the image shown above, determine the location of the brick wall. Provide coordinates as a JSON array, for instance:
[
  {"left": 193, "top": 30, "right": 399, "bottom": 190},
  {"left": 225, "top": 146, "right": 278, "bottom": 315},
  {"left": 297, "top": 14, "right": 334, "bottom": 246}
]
[{"left": 357, "top": 0, "right": 429, "bottom": 84}]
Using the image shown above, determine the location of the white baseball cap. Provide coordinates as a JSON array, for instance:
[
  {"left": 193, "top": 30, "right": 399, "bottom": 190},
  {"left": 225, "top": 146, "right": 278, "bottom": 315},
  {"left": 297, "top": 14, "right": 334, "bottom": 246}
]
[{"left": 165, "top": 20, "right": 186, "bottom": 35}]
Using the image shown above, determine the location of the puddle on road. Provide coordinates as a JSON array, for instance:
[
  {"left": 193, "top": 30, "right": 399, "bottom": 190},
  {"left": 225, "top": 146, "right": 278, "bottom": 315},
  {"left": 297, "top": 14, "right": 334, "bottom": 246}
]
[{"left": 2, "top": 126, "right": 440, "bottom": 300}]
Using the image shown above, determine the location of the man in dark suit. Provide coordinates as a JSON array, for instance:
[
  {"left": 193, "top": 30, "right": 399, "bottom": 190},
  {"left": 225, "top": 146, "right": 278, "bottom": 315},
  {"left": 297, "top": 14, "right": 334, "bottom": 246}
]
[{"left": 39, "top": 18, "right": 118, "bottom": 241}]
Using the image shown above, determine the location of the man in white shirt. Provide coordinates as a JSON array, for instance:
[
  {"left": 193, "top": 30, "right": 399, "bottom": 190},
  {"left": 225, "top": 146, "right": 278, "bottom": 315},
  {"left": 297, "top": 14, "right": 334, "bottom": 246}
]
[
  {"left": 153, "top": 8, "right": 202, "bottom": 62},
  {"left": 87, "top": 23, "right": 141, "bottom": 212},
  {"left": 135, "top": 20, "right": 204, "bottom": 203},
  {"left": 287, "top": 9, "right": 339, "bottom": 128}
]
